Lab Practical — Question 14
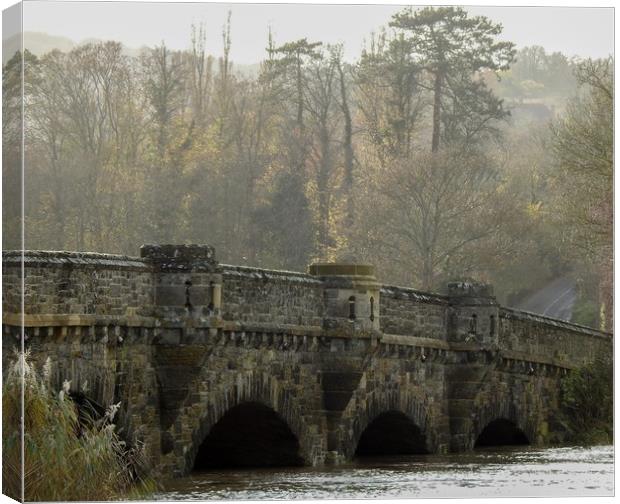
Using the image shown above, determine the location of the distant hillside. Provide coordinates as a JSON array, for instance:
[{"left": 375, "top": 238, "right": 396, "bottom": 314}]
[
  {"left": 3, "top": 31, "right": 260, "bottom": 78},
  {"left": 4, "top": 31, "right": 75, "bottom": 63},
  {"left": 2, "top": 31, "right": 148, "bottom": 64}
]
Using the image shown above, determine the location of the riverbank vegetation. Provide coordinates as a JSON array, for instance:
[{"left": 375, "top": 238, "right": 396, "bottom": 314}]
[
  {"left": 559, "top": 356, "right": 613, "bottom": 445},
  {"left": 2, "top": 6, "right": 612, "bottom": 329},
  {"left": 2, "top": 352, "right": 156, "bottom": 501}
]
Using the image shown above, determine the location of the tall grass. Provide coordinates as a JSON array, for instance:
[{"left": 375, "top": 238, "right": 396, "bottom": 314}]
[
  {"left": 3, "top": 351, "right": 156, "bottom": 501},
  {"left": 559, "top": 355, "right": 613, "bottom": 445}
]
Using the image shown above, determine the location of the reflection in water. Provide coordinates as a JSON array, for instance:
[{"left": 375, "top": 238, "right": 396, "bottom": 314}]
[{"left": 154, "top": 445, "right": 613, "bottom": 500}]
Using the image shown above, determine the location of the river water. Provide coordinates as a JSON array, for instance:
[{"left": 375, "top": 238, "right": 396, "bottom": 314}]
[{"left": 154, "top": 445, "right": 613, "bottom": 500}]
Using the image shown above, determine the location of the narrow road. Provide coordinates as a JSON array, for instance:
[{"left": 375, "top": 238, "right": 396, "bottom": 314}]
[{"left": 511, "top": 276, "right": 576, "bottom": 322}]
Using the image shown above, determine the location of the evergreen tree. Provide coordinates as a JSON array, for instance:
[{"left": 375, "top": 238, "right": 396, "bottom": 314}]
[{"left": 390, "top": 6, "right": 516, "bottom": 151}]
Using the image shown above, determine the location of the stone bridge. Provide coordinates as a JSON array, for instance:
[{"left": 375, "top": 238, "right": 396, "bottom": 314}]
[{"left": 2, "top": 245, "right": 612, "bottom": 477}]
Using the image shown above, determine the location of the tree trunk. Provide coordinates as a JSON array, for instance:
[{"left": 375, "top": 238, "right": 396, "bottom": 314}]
[
  {"left": 422, "top": 253, "right": 434, "bottom": 292},
  {"left": 337, "top": 61, "right": 354, "bottom": 228},
  {"left": 318, "top": 127, "right": 331, "bottom": 258},
  {"left": 296, "top": 55, "right": 304, "bottom": 130},
  {"left": 295, "top": 55, "right": 307, "bottom": 176},
  {"left": 431, "top": 70, "right": 443, "bottom": 153}
]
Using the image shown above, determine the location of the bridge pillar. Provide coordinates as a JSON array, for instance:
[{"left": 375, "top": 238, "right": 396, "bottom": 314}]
[
  {"left": 140, "top": 244, "right": 224, "bottom": 462},
  {"left": 308, "top": 263, "right": 381, "bottom": 462},
  {"left": 446, "top": 281, "right": 500, "bottom": 451}
]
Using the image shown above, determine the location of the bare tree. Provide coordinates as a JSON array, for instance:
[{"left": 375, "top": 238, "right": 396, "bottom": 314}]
[
  {"left": 362, "top": 147, "right": 509, "bottom": 290},
  {"left": 304, "top": 47, "right": 343, "bottom": 258}
]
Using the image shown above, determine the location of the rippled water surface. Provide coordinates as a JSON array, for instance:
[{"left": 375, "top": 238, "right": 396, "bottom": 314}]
[{"left": 154, "top": 445, "right": 614, "bottom": 500}]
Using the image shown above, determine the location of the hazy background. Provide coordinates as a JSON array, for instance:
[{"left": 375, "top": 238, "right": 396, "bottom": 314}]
[{"left": 5, "top": 2, "right": 614, "bottom": 64}]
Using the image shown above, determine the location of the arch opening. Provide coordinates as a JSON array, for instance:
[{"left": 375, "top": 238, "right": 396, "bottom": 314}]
[
  {"left": 355, "top": 410, "right": 428, "bottom": 457},
  {"left": 192, "top": 402, "right": 304, "bottom": 471},
  {"left": 474, "top": 418, "right": 529, "bottom": 448},
  {"left": 69, "top": 391, "right": 106, "bottom": 435}
]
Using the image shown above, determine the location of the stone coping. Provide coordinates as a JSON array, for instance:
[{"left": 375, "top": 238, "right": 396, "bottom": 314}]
[
  {"left": 140, "top": 244, "right": 218, "bottom": 272},
  {"left": 380, "top": 284, "right": 449, "bottom": 305},
  {"left": 499, "top": 307, "right": 611, "bottom": 339},
  {"left": 3, "top": 250, "right": 150, "bottom": 270},
  {"left": 220, "top": 264, "right": 322, "bottom": 285},
  {"left": 447, "top": 281, "right": 494, "bottom": 298},
  {"left": 140, "top": 244, "right": 215, "bottom": 261}
]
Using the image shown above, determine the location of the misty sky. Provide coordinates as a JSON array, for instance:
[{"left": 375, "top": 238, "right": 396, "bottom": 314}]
[{"left": 16, "top": 1, "right": 616, "bottom": 64}]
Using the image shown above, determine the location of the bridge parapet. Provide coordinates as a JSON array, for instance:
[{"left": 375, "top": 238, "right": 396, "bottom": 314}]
[
  {"left": 379, "top": 285, "right": 448, "bottom": 340},
  {"left": 2, "top": 249, "right": 153, "bottom": 319},
  {"left": 221, "top": 264, "right": 323, "bottom": 328},
  {"left": 498, "top": 307, "right": 611, "bottom": 368}
]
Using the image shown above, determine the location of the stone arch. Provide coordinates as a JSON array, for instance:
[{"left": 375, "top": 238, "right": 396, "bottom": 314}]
[
  {"left": 42, "top": 343, "right": 116, "bottom": 409},
  {"left": 21, "top": 325, "right": 158, "bottom": 461},
  {"left": 180, "top": 370, "right": 319, "bottom": 475},
  {"left": 68, "top": 390, "right": 106, "bottom": 426},
  {"left": 341, "top": 385, "right": 439, "bottom": 460},
  {"left": 465, "top": 367, "right": 557, "bottom": 450},
  {"left": 474, "top": 418, "right": 529, "bottom": 448},
  {"left": 192, "top": 401, "right": 304, "bottom": 469},
  {"left": 470, "top": 396, "right": 537, "bottom": 450},
  {"left": 57, "top": 339, "right": 157, "bottom": 451},
  {"left": 355, "top": 410, "right": 428, "bottom": 456}
]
